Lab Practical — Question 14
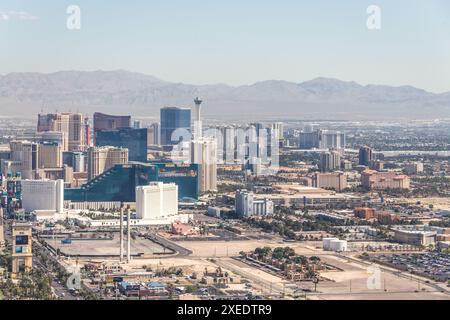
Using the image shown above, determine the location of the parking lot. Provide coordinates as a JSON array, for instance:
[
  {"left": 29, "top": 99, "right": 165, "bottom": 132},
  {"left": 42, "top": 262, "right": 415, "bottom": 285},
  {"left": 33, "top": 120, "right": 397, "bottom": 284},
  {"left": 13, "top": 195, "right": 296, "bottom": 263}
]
[{"left": 371, "top": 252, "right": 450, "bottom": 282}]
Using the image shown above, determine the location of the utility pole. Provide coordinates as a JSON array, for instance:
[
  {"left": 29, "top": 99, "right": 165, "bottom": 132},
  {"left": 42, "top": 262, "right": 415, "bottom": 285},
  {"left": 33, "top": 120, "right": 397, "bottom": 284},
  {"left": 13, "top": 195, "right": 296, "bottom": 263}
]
[
  {"left": 120, "top": 204, "right": 124, "bottom": 262},
  {"left": 127, "top": 208, "right": 131, "bottom": 264}
]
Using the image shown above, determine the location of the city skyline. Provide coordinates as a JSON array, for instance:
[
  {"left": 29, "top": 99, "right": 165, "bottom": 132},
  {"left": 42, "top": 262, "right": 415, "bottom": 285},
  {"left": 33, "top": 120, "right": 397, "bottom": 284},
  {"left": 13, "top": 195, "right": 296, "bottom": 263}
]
[{"left": 0, "top": 0, "right": 449, "bottom": 93}]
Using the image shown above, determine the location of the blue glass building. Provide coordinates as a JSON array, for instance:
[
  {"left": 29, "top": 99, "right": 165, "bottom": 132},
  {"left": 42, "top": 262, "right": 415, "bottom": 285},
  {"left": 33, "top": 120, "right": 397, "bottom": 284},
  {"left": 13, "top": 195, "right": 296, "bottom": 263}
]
[
  {"left": 160, "top": 107, "right": 191, "bottom": 146},
  {"left": 64, "top": 162, "right": 199, "bottom": 202},
  {"left": 95, "top": 128, "right": 148, "bottom": 162}
]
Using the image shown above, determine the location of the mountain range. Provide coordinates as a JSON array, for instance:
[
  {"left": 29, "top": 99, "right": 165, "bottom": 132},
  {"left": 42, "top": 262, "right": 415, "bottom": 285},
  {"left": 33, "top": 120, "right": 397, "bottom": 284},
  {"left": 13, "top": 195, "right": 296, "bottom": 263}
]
[{"left": 0, "top": 70, "right": 449, "bottom": 120}]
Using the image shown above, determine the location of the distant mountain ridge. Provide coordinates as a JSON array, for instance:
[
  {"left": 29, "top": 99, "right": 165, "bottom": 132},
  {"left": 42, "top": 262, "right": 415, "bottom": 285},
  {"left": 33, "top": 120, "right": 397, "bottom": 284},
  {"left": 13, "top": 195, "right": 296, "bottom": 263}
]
[{"left": 0, "top": 70, "right": 449, "bottom": 120}]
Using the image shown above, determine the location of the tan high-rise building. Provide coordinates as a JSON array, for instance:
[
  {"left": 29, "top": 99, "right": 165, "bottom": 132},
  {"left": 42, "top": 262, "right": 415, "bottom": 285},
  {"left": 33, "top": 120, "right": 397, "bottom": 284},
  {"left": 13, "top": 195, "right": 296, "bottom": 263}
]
[
  {"left": 38, "top": 113, "right": 89, "bottom": 152},
  {"left": 11, "top": 223, "right": 33, "bottom": 278},
  {"left": 38, "top": 142, "right": 63, "bottom": 169},
  {"left": 87, "top": 146, "right": 129, "bottom": 180},
  {"left": 8, "top": 140, "right": 38, "bottom": 179},
  {"left": 191, "top": 138, "right": 217, "bottom": 193}
]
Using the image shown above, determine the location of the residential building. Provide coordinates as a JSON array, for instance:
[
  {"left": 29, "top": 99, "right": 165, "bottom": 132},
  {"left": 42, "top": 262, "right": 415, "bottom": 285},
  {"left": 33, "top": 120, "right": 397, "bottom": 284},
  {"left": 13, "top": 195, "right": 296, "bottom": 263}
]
[
  {"left": 191, "top": 138, "right": 217, "bottom": 193},
  {"left": 319, "top": 151, "right": 341, "bottom": 172},
  {"left": 359, "top": 146, "right": 374, "bottom": 166},
  {"left": 319, "top": 130, "right": 346, "bottom": 149}
]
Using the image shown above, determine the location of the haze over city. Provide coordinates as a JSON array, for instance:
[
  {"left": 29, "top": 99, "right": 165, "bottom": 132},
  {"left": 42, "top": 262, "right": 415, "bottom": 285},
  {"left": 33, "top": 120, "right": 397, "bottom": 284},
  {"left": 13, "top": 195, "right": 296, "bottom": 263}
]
[{"left": 1, "top": 0, "right": 449, "bottom": 92}]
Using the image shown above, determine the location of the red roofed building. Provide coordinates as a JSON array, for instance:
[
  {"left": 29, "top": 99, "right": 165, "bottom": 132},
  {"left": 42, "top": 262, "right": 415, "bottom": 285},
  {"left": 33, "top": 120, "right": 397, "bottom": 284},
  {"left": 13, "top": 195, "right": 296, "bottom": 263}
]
[{"left": 172, "top": 222, "right": 197, "bottom": 236}]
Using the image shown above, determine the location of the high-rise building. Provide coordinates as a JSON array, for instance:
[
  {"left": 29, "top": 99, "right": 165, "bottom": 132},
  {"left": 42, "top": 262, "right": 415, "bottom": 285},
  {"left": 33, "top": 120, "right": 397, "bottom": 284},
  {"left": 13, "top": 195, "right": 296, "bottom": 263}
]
[
  {"left": 95, "top": 128, "right": 148, "bottom": 162},
  {"left": 299, "top": 130, "right": 321, "bottom": 149},
  {"left": 133, "top": 120, "right": 142, "bottom": 129},
  {"left": 93, "top": 112, "right": 131, "bottom": 132},
  {"left": 160, "top": 107, "right": 191, "bottom": 146},
  {"left": 319, "top": 131, "right": 346, "bottom": 149},
  {"left": 38, "top": 142, "right": 63, "bottom": 169},
  {"left": 36, "top": 131, "right": 66, "bottom": 148},
  {"left": 149, "top": 123, "right": 160, "bottom": 146},
  {"left": 299, "top": 129, "right": 345, "bottom": 150},
  {"left": 191, "top": 138, "right": 217, "bottom": 193},
  {"left": 235, "top": 190, "right": 254, "bottom": 217},
  {"left": 63, "top": 151, "right": 86, "bottom": 173},
  {"left": 7, "top": 141, "right": 38, "bottom": 179},
  {"left": 87, "top": 146, "right": 129, "bottom": 180},
  {"left": 73, "top": 152, "right": 86, "bottom": 173},
  {"left": 136, "top": 182, "right": 178, "bottom": 220},
  {"left": 359, "top": 146, "right": 374, "bottom": 166},
  {"left": 21, "top": 179, "right": 64, "bottom": 214},
  {"left": 271, "top": 122, "right": 284, "bottom": 147},
  {"left": 37, "top": 113, "right": 89, "bottom": 152},
  {"left": 319, "top": 151, "right": 341, "bottom": 172}
]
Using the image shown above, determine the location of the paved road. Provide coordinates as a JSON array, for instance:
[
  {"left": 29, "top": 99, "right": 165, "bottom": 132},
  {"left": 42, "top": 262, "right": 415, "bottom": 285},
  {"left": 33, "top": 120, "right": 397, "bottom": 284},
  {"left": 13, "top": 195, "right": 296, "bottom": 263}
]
[
  {"left": 33, "top": 240, "right": 79, "bottom": 300},
  {"left": 145, "top": 233, "right": 193, "bottom": 257}
]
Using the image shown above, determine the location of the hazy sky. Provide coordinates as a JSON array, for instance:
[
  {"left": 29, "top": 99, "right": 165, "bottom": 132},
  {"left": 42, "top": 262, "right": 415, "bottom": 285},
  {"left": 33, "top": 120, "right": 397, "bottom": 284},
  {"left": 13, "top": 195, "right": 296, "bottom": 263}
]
[{"left": 1, "top": 0, "right": 449, "bottom": 93}]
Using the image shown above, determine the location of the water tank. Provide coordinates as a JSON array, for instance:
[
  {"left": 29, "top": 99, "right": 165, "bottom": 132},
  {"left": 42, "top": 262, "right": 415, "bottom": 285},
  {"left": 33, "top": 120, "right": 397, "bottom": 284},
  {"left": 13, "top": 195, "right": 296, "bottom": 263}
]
[
  {"left": 330, "top": 240, "right": 347, "bottom": 252},
  {"left": 323, "top": 238, "right": 338, "bottom": 251}
]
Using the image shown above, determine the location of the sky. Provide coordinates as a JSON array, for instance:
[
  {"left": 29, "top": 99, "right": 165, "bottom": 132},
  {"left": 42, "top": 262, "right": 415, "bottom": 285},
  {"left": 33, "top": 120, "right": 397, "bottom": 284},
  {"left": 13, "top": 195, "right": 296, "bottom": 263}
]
[{"left": 0, "top": 0, "right": 449, "bottom": 93}]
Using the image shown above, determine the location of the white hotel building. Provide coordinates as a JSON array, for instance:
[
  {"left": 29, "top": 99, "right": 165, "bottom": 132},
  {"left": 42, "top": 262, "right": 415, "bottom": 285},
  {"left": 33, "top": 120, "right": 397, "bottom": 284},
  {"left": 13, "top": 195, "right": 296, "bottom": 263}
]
[
  {"left": 21, "top": 179, "right": 64, "bottom": 217},
  {"left": 136, "top": 182, "right": 183, "bottom": 223}
]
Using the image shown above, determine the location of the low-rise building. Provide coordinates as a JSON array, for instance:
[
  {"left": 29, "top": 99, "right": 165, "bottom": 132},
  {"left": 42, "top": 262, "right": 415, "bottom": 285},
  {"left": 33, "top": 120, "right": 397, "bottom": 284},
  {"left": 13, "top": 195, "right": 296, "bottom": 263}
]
[
  {"left": 375, "top": 211, "right": 401, "bottom": 223},
  {"left": 394, "top": 229, "right": 436, "bottom": 246},
  {"left": 361, "top": 170, "right": 410, "bottom": 190},
  {"left": 354, "top": 207, "right": 376, "bottom": 220}
]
